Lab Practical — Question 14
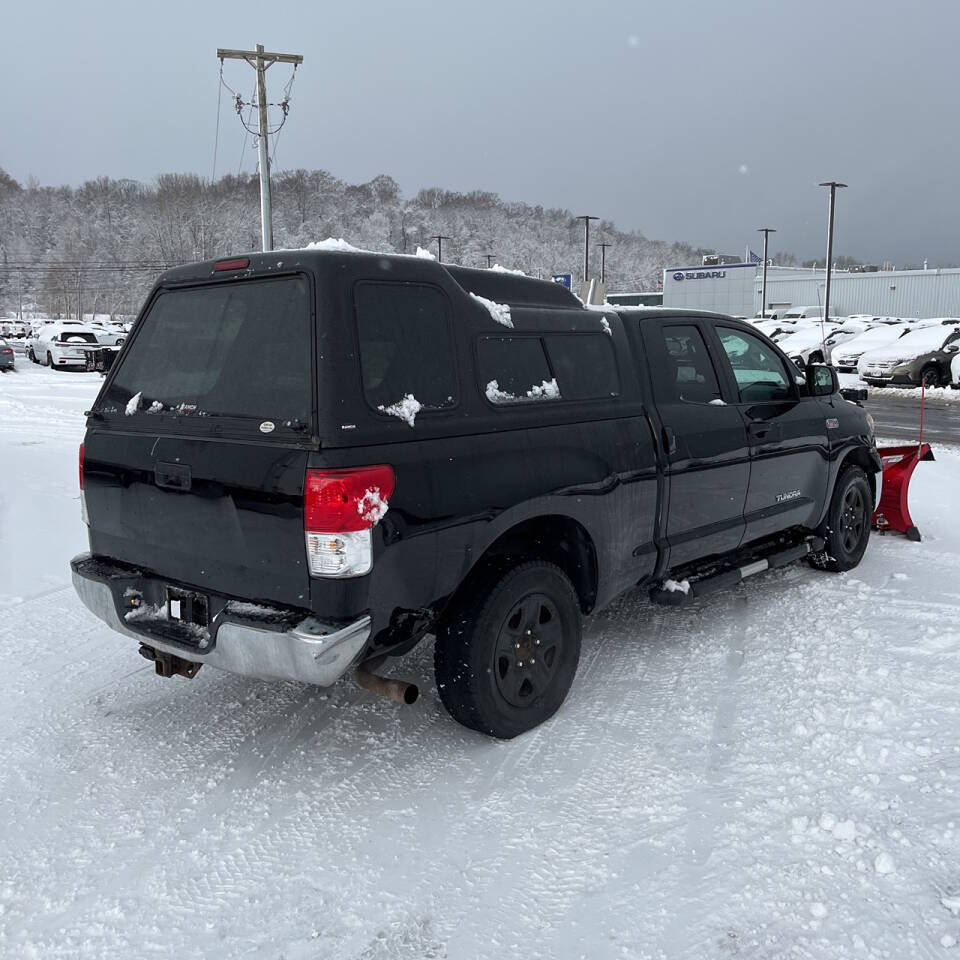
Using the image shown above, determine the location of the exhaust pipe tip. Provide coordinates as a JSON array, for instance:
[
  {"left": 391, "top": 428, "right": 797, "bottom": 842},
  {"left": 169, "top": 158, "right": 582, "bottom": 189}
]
[{"left": 355, "top": 656, "right": 419, "bottom": 706}]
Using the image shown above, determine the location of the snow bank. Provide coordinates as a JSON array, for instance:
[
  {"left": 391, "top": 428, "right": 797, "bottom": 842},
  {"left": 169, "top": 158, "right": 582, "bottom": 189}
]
[
  {"left": 470, "top": 292, "right": 513, "bottom": 328},
  {"left": 379, "top": 393, "right": 422, "bottom": 426}
]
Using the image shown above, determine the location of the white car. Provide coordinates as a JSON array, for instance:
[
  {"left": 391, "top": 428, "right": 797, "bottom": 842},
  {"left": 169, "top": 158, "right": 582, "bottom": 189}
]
[
  {"left": 777, "top": 320, "right": 870, "bottom": 369},
  {"left": 27, "top": 323, "right": 103, "bottom": 369},
  {"left": 831, "top": 323, "right": 918, "bottom": 373},
  {"left": 0, "top": 319, "right": 28, "bottom": 338},
  {"left": 89, "top": 323, "right": 127, "bottom": 347}
]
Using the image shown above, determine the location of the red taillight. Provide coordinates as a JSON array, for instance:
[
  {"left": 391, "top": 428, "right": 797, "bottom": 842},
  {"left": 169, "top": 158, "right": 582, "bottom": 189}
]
[
  {"left": 304, "top": 466, "right": 395, "bottom": 533},
  {"left": 79, "top": 443, "right": 85, "bottom": 490},
  {"left": 213, "top": 257, "right": 250, "bottom": 273},
  {"left": 1, "top": 348, "right": 12, "bottom": 355}
]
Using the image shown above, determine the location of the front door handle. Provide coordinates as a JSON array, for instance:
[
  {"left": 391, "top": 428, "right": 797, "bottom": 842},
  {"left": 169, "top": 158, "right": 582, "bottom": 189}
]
[
  {"left": 748, "top": 421, "right": 780, "bottom": 442},
  {"left": 662, "top": 425, "right": 677, "bottom": 454}
]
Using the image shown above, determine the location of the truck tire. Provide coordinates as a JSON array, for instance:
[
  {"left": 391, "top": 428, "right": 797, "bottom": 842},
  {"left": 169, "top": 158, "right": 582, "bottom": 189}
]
[
  {"left": 434, "top": 561, "right": 582, "bottom": 739},
  {"left": 810, "top": 464, "right": 872, "bottom": 572}
]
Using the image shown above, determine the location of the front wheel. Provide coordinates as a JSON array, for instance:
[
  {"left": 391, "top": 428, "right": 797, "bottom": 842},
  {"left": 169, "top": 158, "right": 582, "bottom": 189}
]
[
  {"left": 435, "top": 562, "right": 582, "bottom": 739},
  {"left": 810, "top": 465, "right": 872, "bottom": 572},
  {"left": 920, "top": 365, "right": 940, "bottom": 388}
]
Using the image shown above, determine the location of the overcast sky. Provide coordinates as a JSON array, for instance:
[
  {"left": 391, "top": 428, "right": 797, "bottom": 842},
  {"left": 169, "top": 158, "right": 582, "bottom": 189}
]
[{"left": 3, "top": 0, "right": 958, "bottom": 265}]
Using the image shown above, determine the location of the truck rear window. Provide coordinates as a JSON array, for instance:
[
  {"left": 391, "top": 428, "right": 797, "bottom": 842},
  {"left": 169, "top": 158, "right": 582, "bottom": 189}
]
[{"left": 99, "top": 276, "right": 311, "bottom": 423}]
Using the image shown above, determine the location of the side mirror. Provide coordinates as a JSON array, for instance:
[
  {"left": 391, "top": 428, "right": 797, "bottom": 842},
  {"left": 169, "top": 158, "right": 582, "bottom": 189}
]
[
  {"left": 946, "top": 344, "right": 959, "bottom": 353},
  {"left": 807, "top": 362, "right": 838, "bottom": 397}
]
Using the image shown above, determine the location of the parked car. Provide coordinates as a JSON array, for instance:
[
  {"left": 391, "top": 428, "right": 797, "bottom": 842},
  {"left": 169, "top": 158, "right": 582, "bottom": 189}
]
[
  {"left": 0, "top": 337, "right": 14, "bottom": 371},
  {"left": 833, "top": 323, "right": 919, "bottom": 373},
  {"left": 72, "top": 250, "right": 880, "bottom": 738},
  {"left": 780, "top": 306, "right": 830, "bottom": 321},
  {"left": 89, "top": 322, "right": 127, "bottom": 347},
  {"left": 0, "top": 320, "right": 27, "bottom": 338},
  {"left": 777, "top": 320, "right": 870, "bottom": 368},
  {"left": 27, "top": 323, "right": 103, "bottom": 369},
  {"left": 859, "top": 325, "right": 960, "bottom": 386}
]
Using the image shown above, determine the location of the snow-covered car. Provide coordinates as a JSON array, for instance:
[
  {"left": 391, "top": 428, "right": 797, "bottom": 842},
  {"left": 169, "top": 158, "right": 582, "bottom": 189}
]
[
  {"left": 832, "top": 323, "right": 918, "bottom": 373},
  {"left": 0, "top": 319, "right": 27, "bottom": 338},
  {"left": 0, "top": 337, "right": 14, "bottom": 371},
  {"left": 776, "top": 320, "right": 869, "bottom": 368},
  {"left": 859, "top": 325, "right": 960, "bottom": 387},
  {"left": 88, "top": 323, "right": 127, "bottom": 347},
  {"left": 27, "top": 323, "right": 103, "bottom": 369}
]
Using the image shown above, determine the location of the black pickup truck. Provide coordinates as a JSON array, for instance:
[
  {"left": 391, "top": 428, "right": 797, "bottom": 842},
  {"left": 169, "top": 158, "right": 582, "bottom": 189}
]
[{"left": 72, "top": 249, "right": 880, "bottom": 738}]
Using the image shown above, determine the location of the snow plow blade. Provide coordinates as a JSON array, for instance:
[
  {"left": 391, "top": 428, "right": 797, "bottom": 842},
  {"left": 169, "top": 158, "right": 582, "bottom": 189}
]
[{"left": 872, "top": 443, "right": 934, "bottom": 542}]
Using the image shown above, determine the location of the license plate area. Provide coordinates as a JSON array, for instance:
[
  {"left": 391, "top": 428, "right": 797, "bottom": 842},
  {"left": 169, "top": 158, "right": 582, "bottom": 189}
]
[{"left": 167, "top": 587, "right": 209, "bottom": 628}]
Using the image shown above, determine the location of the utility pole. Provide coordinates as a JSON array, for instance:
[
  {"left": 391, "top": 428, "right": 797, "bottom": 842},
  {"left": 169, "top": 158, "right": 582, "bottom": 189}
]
[
  {"left": 431, "top": 235, "right": 452, "bottom": 263},
  {"left": 757, "top": 227, "right": 776, "bottom": 317},
  {"left": 76, "top": 272, "right": 82, "bottom": 322},
  {"left": 576, "top": 215, "right": 598, "bottom": 282},
  {"left": 818, "top": 181, "right": 847, "bottom": 343},
  {"left": 217, "top": 44, "right": 304, "bottom": 252},
  {"left": 17, "top": 270, "right": 23, "bottom": 321},
  {"left": 483, "top": 253, "right": 495, "bottom": 268},
  {"left": 597, "top": 242, "right": 611, "bottom": 283}
]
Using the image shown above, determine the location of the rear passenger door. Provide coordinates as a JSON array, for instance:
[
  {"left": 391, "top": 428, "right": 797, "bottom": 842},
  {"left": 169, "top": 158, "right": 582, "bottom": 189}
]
[
  {"left": 639, "top": 319, "right": 750, "bottom": 568},
  {"left": 708, "top": 324, "right": 829, "bottom": 543}
]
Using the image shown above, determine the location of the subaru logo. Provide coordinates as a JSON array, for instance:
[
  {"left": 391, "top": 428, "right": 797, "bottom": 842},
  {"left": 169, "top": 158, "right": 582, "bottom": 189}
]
[{"left": 673, "top": 272, "right": 684, "bottom": 281}]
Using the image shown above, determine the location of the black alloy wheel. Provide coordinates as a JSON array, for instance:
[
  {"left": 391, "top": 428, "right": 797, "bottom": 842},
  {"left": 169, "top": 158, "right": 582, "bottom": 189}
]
[
  {"left": 435, "top": 561, "right": 582, "bottom": 738},
  {"left": 920, "top": 365, "right": 940, "bottom": 388},
  {"left": 838, "top": 484, "right": 867, "bottom": 556},
  {"left": 493, "top": 592, "right": 564, "bottom": 708},
  {"left": 810, "top": 464, "right": 872, "bottom": 572}
]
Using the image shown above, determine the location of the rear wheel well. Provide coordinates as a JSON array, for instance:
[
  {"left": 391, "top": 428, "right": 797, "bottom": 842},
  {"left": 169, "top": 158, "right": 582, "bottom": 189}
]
[{"left": 444, "top": 516, "right": 598, "bottom": 622}]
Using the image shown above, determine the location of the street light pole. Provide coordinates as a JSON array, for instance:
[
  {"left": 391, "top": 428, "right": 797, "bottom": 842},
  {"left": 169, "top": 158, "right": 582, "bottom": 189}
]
[
  {"left": 576, "top": 215, "right": 599, "bottom": 283},
  {"left": 818, "top": 181, "right": 847, "bottom": 347},
  {"left": 757, "top": 227, "right": 776, "bottom": 317},
  {"left": 597, "top": 242, "right": 611, "bottom": 284}
]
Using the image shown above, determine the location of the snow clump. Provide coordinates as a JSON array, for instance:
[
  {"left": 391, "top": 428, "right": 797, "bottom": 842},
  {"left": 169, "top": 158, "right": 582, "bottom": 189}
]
[
  {"left": 489, "top": 264, "right": 526, "bottom": 276},
  {"left": 600, "top": 317, "right": 612, "bottom": 336},
  {"left": 125, "top": 392, "right": 142, "bottom": 416},
  {"left": 414, "top": 246, "right": 436, "bottom": 260},
  {"left": 874, "top": 852, "right": 895, "bottom": 875},
  {"left": 358, "top": 488, "right": 389, "bottom": 525},
  {"left": 379, "top": 394, "right": 422, "bottom": 427},
  {"left": 305, "top": 238, "right": 365, "bottom": 253},
  {"left": 470, "top": 292, "right": 513, "bottom": 328},
  {"left": 662, "top": 579, "right": 691, "bottom": 594}
]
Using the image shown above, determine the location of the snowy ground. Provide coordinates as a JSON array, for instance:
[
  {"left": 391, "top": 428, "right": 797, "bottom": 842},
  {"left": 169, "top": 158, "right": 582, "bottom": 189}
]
[{"left": 2, "top": 362, "right": 960, "bottom": 959}]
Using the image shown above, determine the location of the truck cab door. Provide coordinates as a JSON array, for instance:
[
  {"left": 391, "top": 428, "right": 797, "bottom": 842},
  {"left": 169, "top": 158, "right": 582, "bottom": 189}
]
[
  {"left": 708, "top": 324, "right": 829, "bottom": 543},
  {"left": 639, "top": 319, "right": 750, "bottom": 568}
]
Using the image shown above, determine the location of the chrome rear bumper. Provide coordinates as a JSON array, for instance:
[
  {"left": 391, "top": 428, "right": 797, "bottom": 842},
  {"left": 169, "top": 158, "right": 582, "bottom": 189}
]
[{"left": 71, "top": 553, "right": 370, "bottom": 686}]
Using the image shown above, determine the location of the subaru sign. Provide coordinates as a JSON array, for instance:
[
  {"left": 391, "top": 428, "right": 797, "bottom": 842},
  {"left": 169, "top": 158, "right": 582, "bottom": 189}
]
[
  {"left": 551, "top": 273, "right": 572, "bottom": 289},
  {"left": 671, "top": 269, "right": 727, "bottom": 281}
]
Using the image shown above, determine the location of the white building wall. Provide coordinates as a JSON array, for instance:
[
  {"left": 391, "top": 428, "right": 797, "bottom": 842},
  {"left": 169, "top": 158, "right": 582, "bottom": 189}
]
[
  {"left": 661, "top": 263, "right": 759, "bottom": 316},
  {"left": 757, "top": 268, "right": 960, "bottom": 318},
  {"left": 664, "top": 262, "right": 960, "bottom": 319}
]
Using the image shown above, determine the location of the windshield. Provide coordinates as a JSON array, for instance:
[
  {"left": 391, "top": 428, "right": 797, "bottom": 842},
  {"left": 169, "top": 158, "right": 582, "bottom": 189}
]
[{"left": 98, "top": 276, "right": 311, "bottom": 424}]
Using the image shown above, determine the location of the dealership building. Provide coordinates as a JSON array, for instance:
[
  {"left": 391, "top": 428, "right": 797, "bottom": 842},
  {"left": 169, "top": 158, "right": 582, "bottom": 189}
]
[{"left": 662, "top": 262, "right": 960, "bottom": 319}]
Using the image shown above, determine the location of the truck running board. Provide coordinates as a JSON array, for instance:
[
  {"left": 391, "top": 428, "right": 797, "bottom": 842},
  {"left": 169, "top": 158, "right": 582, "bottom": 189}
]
[{"left": 649, "top": 537, "right": 826, "bottom": 607}]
